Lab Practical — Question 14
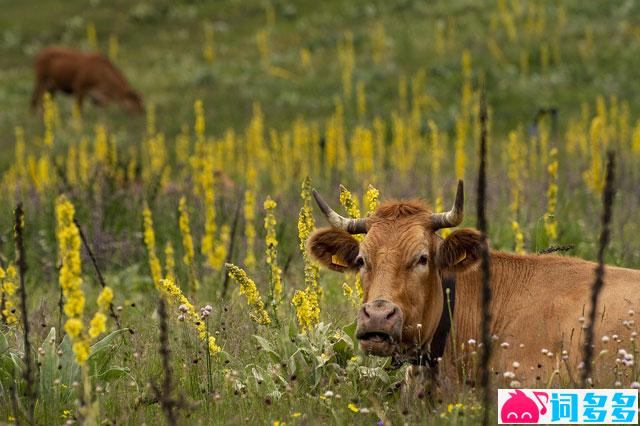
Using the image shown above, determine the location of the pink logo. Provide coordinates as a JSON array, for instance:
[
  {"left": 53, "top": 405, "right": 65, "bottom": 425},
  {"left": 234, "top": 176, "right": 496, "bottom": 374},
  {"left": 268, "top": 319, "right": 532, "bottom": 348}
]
[{"left": 500, "top": 390, "right": 548, "bottom": 423}]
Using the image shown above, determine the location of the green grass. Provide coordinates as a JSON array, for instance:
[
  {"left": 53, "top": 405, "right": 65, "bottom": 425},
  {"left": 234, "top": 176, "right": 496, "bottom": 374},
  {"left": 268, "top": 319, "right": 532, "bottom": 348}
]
[{"left": 1, "top": 0, "right": 640, "bottom": 424}]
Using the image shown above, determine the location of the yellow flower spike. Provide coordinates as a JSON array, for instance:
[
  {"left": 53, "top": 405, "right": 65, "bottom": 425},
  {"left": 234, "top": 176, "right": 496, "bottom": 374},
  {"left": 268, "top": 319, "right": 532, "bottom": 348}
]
[
  {"left": 142, "top": 204, "right": 163, "bottom": 287},
  {"left": 64, "top": 318, "right": 83, "bottom": 338},
  {"left": 244, "top": 189, "right": 256, "bottom": 267},
  {"left": 0, "top": 265, "right": 18, "bottom": 325},
  {"left": 298, "top": 178, "right": 320, "bottom": 301},
  {"left": 164, "top": 242, "right": 175, "bottom": 279},
  {"left": 292, "top": 287, "right": 319, "bottom": 332},
  {"left": 72, "top": 341, "right": 90, "bottom": 364},
  {"left": 347, "top": 403, "right": 359, "bottom": 413},
  {"left": 544, "top": 147, "right": 559, "bottom": 243},
  {"left": 263, "top": 196, "right": 282, "bottom": 302},
  {"left": 339, "top": 185, "right": 361, "bottom": 219},
  {"left": 158, "top": 277, "right": 221, "bottom": 355},
  {"left": 96, "top": 287, "right": 113, "bottom": 311},
  {"left": 363, "top": 184, "right": 380, "bottom": 215},
  {"left": 43, "top": 92, "right": 56, "bottom": 147},
  {"left": 225, "top": 264, "right": 271, "bottom": 326},
  {"left": 56, "top": 195, "right": 91, "bottom": 364},
  {"left": 88, "top": 312, "right": 107, "bottom": 338}
]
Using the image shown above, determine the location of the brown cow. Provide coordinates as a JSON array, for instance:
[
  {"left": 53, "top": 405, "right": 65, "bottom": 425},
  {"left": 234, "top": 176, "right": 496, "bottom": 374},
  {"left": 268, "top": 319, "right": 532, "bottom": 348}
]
[
  {"left": 307, "top": 180, "right": 640, "bottom": 388},
  {"left": 31, "top": 46, "right": 143, "bottom": 113}
]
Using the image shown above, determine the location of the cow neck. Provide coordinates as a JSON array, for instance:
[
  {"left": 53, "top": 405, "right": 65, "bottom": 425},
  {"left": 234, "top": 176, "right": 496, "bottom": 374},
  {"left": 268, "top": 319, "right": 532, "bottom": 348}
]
[{"left": 392, "top": 274, "right": 455, "bottom": 372}]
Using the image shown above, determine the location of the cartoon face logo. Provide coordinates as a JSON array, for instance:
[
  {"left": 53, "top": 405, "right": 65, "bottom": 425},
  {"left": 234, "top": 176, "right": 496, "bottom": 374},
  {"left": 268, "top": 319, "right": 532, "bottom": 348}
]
[{"left": 501, "top": 390, "right": 548, "bottom": 423}]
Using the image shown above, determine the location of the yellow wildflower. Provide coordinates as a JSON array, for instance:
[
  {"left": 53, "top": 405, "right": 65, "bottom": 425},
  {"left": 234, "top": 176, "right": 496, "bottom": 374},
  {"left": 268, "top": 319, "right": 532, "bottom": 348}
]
[
  {"left": 88, "top": 313, "right": 106, "bottom": 338},
  {"left": 0, "top": 265, "right": 18, "bottom": 325},
  {"left": 544, "top": 148, "right": 559, "bottom": 243},
  {"left": 292, "top": 287, "right": 319, "bottom": 332},
  {"left": 56, "top": 196, "right": 89, "bottom": 364},
  {"left": 72, "top": 341, "right": 90, "bottom": 364},
  {"left": 339, "top": 185, "right": 361, "bottom": 218},
  {"left": 347, "top": 403, "right": 359, "bottom": 413},
  {"left": 96, "top": 287, "right": 113, "bottom": 311},
  {"left": 158, "top": 277, "right": 221, "bottom": 355},
  {"left": 244, "top": 189, "right": 256, "bottom": 267},
  {"left": 264, "top": 196, "right": 282, "bottom": 302},
  {"left": 363, "top": 184, "right": 380, "bottom": 215},
  {"left": 164, "top": 242, "right": 175, "bottom": 279},
  {"left": 142, "top": 204, "right": 163, "bottom": 287},
  {"left": 178, "top": 197, "right": 195, "bottom": 266},
  {"left": 64, "top": 318, "right": 83, "bottom": 338},
  {"left": 511, "top": 221, "right": 525, "bottom": 254},
  {"left": 225, "top": 263, "right": 271, "bottom": 326}
]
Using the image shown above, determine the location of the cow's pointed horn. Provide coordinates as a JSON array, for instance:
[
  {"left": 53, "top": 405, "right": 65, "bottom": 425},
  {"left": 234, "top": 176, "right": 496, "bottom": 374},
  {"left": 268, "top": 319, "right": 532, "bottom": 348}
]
[
  {"left": 431, "top": 180, "right": 464, "bottom": 230},
  {"left": 312, "top": 189, "right": 368, "bottom": 234}
]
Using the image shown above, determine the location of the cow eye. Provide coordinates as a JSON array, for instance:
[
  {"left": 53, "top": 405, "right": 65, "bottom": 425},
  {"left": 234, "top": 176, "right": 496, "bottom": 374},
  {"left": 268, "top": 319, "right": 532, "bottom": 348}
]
[
  {"left": 355, "top": 256, "right": 365, "bottom": 268},
  {"left": 417, "top": 255, "right": 428, "bottom": 266}
]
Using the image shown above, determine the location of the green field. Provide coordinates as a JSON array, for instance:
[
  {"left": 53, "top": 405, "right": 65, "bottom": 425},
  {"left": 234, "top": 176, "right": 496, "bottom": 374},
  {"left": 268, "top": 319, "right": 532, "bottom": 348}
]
[{"left": 1, "top": 0, "right": 640, "bottom": 424}]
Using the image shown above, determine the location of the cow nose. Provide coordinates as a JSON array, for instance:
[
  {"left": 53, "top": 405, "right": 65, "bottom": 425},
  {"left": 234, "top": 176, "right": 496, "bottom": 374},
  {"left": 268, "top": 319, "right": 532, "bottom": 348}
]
[
  {"left": 357, "top": 299, "right": 402, "bottom": 336},
  {"left": 362, "top": 301, "right": 398, "bottom": 320}
]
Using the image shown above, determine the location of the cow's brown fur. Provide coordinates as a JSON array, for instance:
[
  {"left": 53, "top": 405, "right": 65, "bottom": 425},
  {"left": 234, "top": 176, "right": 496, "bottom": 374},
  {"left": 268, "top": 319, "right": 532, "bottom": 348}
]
[
  {"left": 31, "top": 46, "right": 143, "bottom": 113},
  {"left": 308, "top": 199, "right": 640, "bottom": 386}
]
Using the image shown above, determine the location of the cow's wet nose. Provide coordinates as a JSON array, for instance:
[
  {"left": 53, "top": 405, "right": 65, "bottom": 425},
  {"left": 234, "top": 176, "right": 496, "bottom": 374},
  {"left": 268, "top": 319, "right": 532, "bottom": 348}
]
[{"left": 357, "top": 299, "right": 402, "bottom": 338}]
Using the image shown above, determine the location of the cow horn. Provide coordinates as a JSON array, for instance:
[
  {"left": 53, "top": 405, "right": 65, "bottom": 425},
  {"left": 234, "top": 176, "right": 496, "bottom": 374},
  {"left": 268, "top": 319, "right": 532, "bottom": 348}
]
[
  {"left": 312, "top": 189, "right": 368, "bottom": 234},
  {"left": 431, "top": 180, "right": 464, "bottom": 230}
]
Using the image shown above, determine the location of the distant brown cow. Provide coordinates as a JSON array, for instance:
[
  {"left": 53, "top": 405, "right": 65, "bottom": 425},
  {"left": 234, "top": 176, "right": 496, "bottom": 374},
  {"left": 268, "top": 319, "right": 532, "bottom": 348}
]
[
  {"left": 307, "top": 180, "right": 640, "bottom": 388},
  {"left": 31, "top": 46, "right": 143, "bottom": 113}
]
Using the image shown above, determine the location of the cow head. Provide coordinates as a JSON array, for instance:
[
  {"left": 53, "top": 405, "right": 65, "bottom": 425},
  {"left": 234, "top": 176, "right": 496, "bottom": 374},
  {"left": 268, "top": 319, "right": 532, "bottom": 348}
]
[
  {"left": 122, "top": 90, "right": 144, "bottom": 113},
  {"left": 307, "top": 181, "right": 483, "bottom": 358}
]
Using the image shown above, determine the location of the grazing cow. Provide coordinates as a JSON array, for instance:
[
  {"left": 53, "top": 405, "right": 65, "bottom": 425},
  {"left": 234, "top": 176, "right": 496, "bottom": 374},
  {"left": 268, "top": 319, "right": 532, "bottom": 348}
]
[
  {"left": 307, "top": 180, "right": 640, "bottom": 387},
  {"left": 31, "top": 46, "right": 143, "bottom": 113}
]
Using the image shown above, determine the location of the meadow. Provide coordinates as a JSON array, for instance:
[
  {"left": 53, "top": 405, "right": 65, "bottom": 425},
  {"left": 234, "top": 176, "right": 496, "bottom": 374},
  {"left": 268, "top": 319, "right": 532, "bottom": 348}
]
[{"left": 1, "top": 0, "right": 640, "bottom": 424}]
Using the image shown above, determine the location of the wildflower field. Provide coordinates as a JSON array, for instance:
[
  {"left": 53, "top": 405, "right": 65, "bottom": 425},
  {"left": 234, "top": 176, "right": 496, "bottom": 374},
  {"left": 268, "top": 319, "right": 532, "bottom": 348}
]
[{"left": 1, "top": 0, "right": 640, "bottom": 424}]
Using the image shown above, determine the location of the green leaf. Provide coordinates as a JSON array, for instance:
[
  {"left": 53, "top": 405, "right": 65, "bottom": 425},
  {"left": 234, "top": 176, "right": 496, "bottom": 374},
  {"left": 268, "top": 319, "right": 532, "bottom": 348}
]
[
  {"left": 38, "top": 327, "right": 58, "bottom": 402},
  {"left": 0, "top": 331, "right": 8, "bottom": 353},
  {"left": 96, "top": 366, "right": 130, "bottom": 382},
  {"left": 253, "top": 335, "right": 280, "bottom": 363},
  {"left": 88, "top": 328, "right": 129, "bottom": 377}
]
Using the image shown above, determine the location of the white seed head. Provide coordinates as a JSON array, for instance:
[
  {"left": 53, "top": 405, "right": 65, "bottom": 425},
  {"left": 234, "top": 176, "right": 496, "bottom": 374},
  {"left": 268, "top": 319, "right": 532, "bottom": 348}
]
[
  {"left": 541, "top": 348, "right": 549, "bottom": 355},
  {"left": 468, "top": 339, "right": 476, "bottom": 346},
  {"left": 324, "top": 390, "right": 334, "bottom": 397},
  {"left": 578, "top": 316, "right": 585, "bottom": 323},
  {"left": 601, "top": 335, "right": 610, "bottom": 343},
  {"left": 503, "top": 371, "right": 516, "bottom": 379},
  {"left": 501, "top": 342, "right": 510, "bottom": 349},
  {"left": 629, "top": 309, "right": 635, "bottom": 317},
  {"left": 631, "top": 382, "right": 640, "bottom": 389},
  {"left": 512, "top": 361, "right": 520, "bottom": 369},
  {"left": 509, "top": 380, "right": 521, "bottom": 388}
]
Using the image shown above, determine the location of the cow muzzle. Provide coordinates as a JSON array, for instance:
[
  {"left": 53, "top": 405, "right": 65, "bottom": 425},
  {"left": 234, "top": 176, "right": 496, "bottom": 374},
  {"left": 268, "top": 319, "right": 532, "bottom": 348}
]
[{"left": 355, "top": 299, "right": 403, "bottom": 357}]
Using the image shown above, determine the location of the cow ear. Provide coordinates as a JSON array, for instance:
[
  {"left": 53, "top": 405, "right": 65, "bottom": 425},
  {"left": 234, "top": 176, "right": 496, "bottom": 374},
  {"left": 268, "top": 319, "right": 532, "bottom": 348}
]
[
  {"left": 306, "top": 228, "right": 360, "bottom": 272},
  {"left": 435, "top": 229, "right": 483, "bottom": 271}
]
